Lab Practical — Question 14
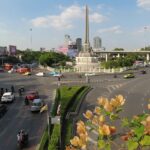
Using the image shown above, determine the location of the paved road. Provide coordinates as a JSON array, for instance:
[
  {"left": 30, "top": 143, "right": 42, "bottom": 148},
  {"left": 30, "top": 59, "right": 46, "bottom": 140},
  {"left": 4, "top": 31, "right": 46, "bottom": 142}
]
[
  {"left": 0, "top": 72, "right": 57, "bottom": 150},
  {"left": 71, "top": 69, "right": 150, "bottom": 149}
]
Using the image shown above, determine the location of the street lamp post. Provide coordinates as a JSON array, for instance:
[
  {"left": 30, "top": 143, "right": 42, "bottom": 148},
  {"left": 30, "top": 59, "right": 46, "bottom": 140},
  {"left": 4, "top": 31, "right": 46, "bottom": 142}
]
[
  {"left": 144, "top": 26, "right": 148, "bottom": 50},
  {"left": 30, "top": 28, "right": 32, "bottom": 51}
]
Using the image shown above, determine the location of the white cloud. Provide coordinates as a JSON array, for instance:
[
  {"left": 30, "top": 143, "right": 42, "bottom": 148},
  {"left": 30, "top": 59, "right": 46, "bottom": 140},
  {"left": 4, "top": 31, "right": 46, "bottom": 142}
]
[
  {"left": 137, "top": 0, "right": 150, "bottom": 10},
  {"left": 90, "top": 13, "right": 106, "bottom": 23},
  {"left": 98, "top": 26, "right": 123, "bottom": 34},
  {"left": 31, "top": 5, "right": 106, "bottom": 30}
]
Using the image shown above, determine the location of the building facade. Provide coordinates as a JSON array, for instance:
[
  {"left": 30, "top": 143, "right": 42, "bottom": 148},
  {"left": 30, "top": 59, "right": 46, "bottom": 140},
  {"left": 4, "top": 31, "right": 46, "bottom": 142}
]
[{"left": 93, "top": 36, "right": 101, "bottom": 49}]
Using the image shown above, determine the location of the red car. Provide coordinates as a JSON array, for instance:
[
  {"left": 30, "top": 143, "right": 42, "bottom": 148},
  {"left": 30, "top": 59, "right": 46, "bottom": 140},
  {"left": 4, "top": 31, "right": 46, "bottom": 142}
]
[{"left": 26, "top": 91, "right": 39, "bottom": 101}]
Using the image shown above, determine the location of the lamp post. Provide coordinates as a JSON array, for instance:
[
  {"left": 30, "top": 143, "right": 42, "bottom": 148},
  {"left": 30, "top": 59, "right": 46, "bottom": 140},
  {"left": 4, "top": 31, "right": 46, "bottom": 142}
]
[
  {"left": 30, "top": 28, "right": 32, "bottom": 51},
  {"left": 144, "top": 26, "right": 148, "bottom": 50}
]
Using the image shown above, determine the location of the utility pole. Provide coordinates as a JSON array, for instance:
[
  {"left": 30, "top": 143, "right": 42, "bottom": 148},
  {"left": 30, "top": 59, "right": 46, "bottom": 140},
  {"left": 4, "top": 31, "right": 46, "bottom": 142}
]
[{"left": 30, "top": 28, "right": 32, "bottom": 51}]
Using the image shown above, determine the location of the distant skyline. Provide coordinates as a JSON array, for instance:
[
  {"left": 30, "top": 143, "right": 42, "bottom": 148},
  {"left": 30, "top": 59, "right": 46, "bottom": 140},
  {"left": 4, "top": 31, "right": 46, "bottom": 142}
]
[{"left": 0, "top": 0, "right": 150, "bottom": 50}]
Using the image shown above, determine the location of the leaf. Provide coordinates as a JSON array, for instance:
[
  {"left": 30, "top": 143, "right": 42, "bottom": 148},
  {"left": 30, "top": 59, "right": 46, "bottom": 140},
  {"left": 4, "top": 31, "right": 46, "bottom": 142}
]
[
  {"left": 105, "top": 143, "right": 111, "bottom": 150},
  {"left": 134, "top": 126, "right": 144, "bottom": 140},
  {"left": 127, "top": 140, "right": 138, "bottom": 150},
  {"left": 140, "top": 135, "right": 150, "bottom": 146},
  {"left": 116, "top": 107, "right": 123, "bottom": 113},
  {"left": 122, "top": 118, "right": 129, "bottom": 127},
  {"left": 110, "top": 114, "right": 119, "bottom": 121},
  {"left": 98, "top": 140, "right": 105, "bottom": 149}
]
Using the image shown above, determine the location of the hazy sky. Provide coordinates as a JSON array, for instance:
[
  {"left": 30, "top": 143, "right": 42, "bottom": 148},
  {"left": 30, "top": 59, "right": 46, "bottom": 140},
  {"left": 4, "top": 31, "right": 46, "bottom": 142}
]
[{"left": 0, "top": 0, "right": 150, "bottom": 51}]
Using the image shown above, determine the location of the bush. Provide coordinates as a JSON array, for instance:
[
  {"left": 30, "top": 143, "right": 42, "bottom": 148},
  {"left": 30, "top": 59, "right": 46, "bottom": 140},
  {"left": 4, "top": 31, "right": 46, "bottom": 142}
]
[
  {"left": 51, "top": 89, "right": 60, "bottom": 117},
  {"left": 60, "top": 86, "right": 82, "bottom": 117},
  {"left": 38, "top": 127, "right": 48, "bottom": 150},
  {"left": 48, "top": 124, "right": 60, "bottom": 150}
]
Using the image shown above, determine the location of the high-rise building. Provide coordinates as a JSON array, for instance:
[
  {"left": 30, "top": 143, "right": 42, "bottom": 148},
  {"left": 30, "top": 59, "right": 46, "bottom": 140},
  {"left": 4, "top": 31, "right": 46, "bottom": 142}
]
[
  {"left": 76, "top": 38, "right": 82, "bottom": 52},
  {"left": 93, "top": 36, "right": 101, "bottom": 49}
]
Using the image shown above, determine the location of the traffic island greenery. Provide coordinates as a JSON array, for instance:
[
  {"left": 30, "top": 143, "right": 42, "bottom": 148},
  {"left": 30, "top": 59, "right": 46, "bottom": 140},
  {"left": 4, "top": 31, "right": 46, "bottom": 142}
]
[
  {"left": 48, "top": 124, "right": 60, "bottom": 150},
  {"left": 38, "top": 127, "right": 48, "bottom": 150}
]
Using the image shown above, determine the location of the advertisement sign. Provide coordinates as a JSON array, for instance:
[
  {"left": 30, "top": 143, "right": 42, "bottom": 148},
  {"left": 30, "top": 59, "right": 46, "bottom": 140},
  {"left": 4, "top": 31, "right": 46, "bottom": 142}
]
[
  {"left": 0, "top": 46, "right": 7, "bottom": 56},
  {"left": 67, "top": 49, "right": 78, "bottom": 58},
  {"left": 9, "top": 45, "right": 17, "bottom": 55}
]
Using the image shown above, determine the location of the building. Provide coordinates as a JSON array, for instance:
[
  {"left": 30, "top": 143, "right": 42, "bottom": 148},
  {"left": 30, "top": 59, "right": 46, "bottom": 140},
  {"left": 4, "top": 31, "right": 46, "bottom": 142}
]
[
  {"left": 0, "top": 46, "right": 7, "bottom": 56},
  {"left": 75, "top": 5, "right": 99, "bottom": 72},
  {"left": 93, "top": 36, "right": 101, "bottom": 49},
  {"left": 76, "top": 38, "right": 82, "bottom": 52}
]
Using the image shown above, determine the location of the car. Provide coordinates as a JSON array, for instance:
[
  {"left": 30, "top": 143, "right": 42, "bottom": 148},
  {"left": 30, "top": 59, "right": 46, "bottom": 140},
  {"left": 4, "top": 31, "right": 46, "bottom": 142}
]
[
  {"left": 141, "top": 70, "right": 146, "bottom": 74},
  {"left": 26, "top": 91, "right": 39, "bottom": 101},
  {"left": 23, "top": 72, "right": 31, "bottom": 76},
  {"left": 53, "top": 73, "right": 63, "bottom": 77},
  {"left": 0, "top": 104, "right": 7, "bottom": 118},
  {"left": 124, "top": 73, "right": 135, "bottom": 79},
  {"left": 0, "top": 67, "right": 4, "bottom": 72},
  {"left": 30, "top": 99, "right": 44, "bottom": 112},
  {"left": 85, "top": 73, "right": 96, "bottom": 76},
  {"left": 36, "top": 72, "right": 45, "bottom": 77},
  {"left": 1, "top": 92, "right": 15, "bottom": 103}
]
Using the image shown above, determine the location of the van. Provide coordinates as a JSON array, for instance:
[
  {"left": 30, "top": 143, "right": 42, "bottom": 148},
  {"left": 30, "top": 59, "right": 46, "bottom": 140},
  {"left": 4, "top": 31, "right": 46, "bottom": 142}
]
[{"left": 30, "top": 99, "right": 44, "bottom": 112}]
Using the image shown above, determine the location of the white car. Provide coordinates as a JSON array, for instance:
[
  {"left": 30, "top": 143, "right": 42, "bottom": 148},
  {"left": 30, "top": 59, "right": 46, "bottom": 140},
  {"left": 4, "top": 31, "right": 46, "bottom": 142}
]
[
  {"left": 30, "top": 99, "right": 44, "bottom": 112},
  {"left": 36, "top": 72, "right": 45, "bottom": 77},
  {"left": 85, "top": 73, "right": 96, "bottom": 76},
  {"left": 1, "top": 92, "right": 15, "bottom": 102}
]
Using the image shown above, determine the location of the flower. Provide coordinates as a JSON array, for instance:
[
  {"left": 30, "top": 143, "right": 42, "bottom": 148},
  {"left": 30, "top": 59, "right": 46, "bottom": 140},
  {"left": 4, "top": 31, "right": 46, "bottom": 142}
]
[
  {"left": 70, "top": 136, "right": 80, "bottom": 147},
  {"left": 110, "top": 98, "right": 119, "bottom": 108},
  {"left": 98, "top": 124, "right": 111, "bottom": 136},
  {"left": 104, "top": 102, "right": 113, "bottom": 112},
  {"left": 66, "top": 145, "right": 77, "bottom": 150},
  {"left": 109, "top": 126, "right": 116, "bottom": 134},
  {"left": 94, "top": 106, "right": 101, "bottom": 115},
  {"left": 83, "top": 110, "right": 93, "bottom": 120},
  {"left": 97, "top": 97, "right": 108, "bottom": 106},
  {"left": 115, "top": 95, "right": 125, "bottom": 106},
  {"left": 92, "top": 115, "right": 99, "bottom": 125},
  {"left": 148, "top": 104, "right": 150, "bottom": 110},
  {"left": 76, "top": 121, "right": 87, "bottom": 135},
  {"left": 98, "top": 115, "right": 105, "bottom": 123}
]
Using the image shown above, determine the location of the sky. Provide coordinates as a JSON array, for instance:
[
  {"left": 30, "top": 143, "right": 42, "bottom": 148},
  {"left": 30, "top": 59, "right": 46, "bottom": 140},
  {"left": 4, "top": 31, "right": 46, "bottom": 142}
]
[{"left": 0, "top": 0, "right": 150, "bottom": 51}]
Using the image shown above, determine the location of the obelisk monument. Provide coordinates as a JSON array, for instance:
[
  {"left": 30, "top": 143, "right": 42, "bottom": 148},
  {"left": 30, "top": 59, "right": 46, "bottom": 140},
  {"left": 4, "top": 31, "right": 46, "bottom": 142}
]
[{"left": 75, "top": 5, "right": 99, "bottom": 72}]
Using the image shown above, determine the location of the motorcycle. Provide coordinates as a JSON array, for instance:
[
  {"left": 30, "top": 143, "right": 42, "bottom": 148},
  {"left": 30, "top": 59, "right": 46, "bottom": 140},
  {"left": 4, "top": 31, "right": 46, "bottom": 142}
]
[
  {"left": 114, "top": 74, "right": 117, "bottom": 78},
  {"left": 17, "top": 130, "right": 28, "bottom": 149}
]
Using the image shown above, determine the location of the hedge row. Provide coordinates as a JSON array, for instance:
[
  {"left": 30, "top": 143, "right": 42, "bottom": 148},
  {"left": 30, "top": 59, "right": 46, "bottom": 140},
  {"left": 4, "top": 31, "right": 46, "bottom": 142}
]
[
  {"left": 51, "top": 89, "right": 60, "bottom": 117},
  {"left": 64, "top": 86, "right": 90, "bottom": 146},
  {"left": 48, "top": 124, "right": 60, "bottom": 150},
  {"left": 60, "top": 86, "right": 82, "bottom": 118},
  {"left": 38, "top": 126, "right": 48, "bottom": 150}
]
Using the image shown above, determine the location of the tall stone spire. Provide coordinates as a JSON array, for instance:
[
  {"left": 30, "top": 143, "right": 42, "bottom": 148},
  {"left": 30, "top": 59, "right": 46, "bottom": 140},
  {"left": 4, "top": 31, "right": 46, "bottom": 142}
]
[{"left": 84, "top": 5, "right": 90, "bottom": 51}]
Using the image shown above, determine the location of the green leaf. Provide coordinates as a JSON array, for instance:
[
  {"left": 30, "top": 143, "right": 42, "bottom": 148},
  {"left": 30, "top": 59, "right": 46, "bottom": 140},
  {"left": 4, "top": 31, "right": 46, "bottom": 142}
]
[
  {"left": 98, "top": 140, "right": 105, "bottom": 149},
  {"left": 110, "top": 114, "right": 119, "bottom": 121},
  {"left": 116, "top": 107, "right": 123, "bottom": 113},
  {"left": 134, "top": 126, "right": 144, "bottom": 140},
  {"left": 122, "top": 118, "right": 129, "bottom": 127},
  {"left": 127, "top": 140, "right": 138, "bottom": 150},
  {"left": 105, "top": 143, "right": 111, "bottom": 150},
  {"left": 140, "top": 135, "right": 150, "bottom": 146}
]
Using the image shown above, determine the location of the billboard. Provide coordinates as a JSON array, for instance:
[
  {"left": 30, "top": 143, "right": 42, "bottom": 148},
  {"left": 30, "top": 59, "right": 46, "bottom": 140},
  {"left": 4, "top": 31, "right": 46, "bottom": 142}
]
[
  {"left": 67, "top": 49, "right": 78, "bottom": 58},
  {"left": 0, "top": 46, "right": 7, "bottom": 56},
  {"left": 9, "top": 45, "right": 17, "bottom": 55}
]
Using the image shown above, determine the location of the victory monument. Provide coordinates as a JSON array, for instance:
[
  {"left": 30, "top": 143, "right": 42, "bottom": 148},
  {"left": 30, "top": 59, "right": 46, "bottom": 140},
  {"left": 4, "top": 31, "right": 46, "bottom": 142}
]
[{"left": 75, "top": 5, "right": 99, "bottom": 72}]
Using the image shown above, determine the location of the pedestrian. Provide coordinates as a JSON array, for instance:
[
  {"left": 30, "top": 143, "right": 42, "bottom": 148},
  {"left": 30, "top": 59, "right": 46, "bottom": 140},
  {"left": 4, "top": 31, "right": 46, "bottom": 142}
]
[
  {"left": 5, "top": 88, "right": 8, "bottom": 92},
  {"left": 24, "top": 96, "right": 29, "bottom": 105},
  {"left": 18, "top": 88, "right": 22, "bottom": 96},
  {"left": 0, "top": 88, "right": 4, "bottom": 96},
  {"left": 11, "top": 85, "right": 15, "bottom": 93}
]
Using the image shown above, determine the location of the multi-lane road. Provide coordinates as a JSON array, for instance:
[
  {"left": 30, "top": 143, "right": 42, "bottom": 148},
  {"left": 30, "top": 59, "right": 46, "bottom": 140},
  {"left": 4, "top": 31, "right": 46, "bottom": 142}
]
[
  {"left": 0, "top": 71, "right": 57, "bottom": 150},
  {"left": 0, "top": 68, "right": 150, "bottom": 150}
]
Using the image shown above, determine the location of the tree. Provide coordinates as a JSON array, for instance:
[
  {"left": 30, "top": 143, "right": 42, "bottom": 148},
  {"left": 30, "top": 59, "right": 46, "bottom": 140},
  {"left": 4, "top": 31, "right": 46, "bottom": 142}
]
[{"left": 113, "top": 48, "right": 124, "bottom": 51}]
